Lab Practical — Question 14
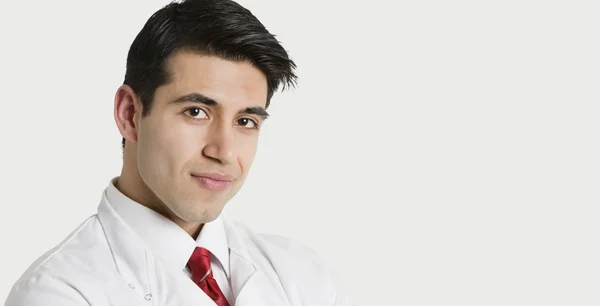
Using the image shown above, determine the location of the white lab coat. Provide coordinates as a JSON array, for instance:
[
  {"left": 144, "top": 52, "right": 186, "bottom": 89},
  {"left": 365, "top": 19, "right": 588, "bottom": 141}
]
[{"left": 4, "top": 190, "right": 352, "bottom": 306}]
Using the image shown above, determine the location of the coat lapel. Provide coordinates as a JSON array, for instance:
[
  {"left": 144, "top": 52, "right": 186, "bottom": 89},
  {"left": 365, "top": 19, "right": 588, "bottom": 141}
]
[
  {"left": 223, "top": 215, "right": 290, "bottom": 306},
  {"left": 230, "top": 260, "right": 288, "bottom": 306}
]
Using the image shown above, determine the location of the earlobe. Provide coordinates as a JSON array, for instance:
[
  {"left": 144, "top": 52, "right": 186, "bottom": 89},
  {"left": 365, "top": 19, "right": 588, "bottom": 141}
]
[{"left": 114, "top": 85, "right": 140, "bottom": 143}]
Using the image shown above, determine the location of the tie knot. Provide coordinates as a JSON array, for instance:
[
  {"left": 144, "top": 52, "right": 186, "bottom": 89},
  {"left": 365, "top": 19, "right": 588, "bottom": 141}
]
[{"left": 188, "top": 247, "right": 212, "bottom": 282}]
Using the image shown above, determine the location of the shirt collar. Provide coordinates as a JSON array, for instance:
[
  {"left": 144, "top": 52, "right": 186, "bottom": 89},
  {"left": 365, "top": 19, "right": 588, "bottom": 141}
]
[{"left": 105, "top": 177, "right": 230, "bottom": 276}]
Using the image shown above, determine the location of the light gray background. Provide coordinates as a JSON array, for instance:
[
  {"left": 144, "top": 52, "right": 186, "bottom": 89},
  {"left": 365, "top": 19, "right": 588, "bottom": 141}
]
[{"left": 0, "top": 0, "right": 599, "bottom": 305}]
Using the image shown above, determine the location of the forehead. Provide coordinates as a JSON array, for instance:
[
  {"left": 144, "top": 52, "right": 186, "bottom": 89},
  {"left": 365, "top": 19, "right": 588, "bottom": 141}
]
[{"left": 157, "top": 50, "right": 268, "bottom": 108}]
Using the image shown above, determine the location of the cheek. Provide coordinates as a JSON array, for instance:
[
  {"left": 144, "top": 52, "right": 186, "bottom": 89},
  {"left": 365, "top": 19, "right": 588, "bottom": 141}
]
[
  {"left": 137, "top": 125, "right": 170, "bottom": 179},
  {"left": 139, "top": 119, "right": 200, "bottom": 175},
  {"left": 237, "top": 135, "right": 259, "bottom": 172},
  {"left": 161, "top": 125, "right": 205, "bottom": 170}
]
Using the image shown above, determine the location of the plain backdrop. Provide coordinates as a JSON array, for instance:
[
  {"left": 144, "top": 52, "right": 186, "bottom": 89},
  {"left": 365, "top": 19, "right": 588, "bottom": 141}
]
[{"left": 0, "top": 0, "right": 599, "bottom": 305}]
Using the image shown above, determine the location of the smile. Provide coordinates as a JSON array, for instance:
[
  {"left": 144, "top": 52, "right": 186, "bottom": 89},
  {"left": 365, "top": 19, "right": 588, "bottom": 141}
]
[{"left": 191, "top": 173, "right": 233, "bottom": 191}]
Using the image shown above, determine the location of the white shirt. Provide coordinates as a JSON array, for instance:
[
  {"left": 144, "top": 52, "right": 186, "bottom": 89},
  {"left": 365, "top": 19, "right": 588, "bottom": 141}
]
[
  {"left": 105, "top": 178, "right": 235, "bottom": 304},
  {"left": 4, "top": 179, "right": 352, "bottom": 306}
]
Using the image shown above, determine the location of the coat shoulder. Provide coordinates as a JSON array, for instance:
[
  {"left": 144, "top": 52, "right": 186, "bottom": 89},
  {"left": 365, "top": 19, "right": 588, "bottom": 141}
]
[{"left": 6, "top": 215, "right": 115, "bottom": 306}]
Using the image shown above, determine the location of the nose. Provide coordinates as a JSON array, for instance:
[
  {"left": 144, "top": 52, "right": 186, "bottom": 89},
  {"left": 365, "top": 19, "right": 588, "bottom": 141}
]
[{"left": 202, "top": 123, "right": 237, "bottom": 165}]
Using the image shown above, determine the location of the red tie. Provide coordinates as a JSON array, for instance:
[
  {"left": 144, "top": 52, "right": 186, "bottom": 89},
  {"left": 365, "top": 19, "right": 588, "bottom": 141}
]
[{"left": 187, "top": 247, "right": 231, "bottom": 306}]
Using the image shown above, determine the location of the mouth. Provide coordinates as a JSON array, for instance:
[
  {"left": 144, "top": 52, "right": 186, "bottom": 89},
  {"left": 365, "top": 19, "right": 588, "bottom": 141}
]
[{"left": 190, "top": 172, "right": 234, "bottom": 191}]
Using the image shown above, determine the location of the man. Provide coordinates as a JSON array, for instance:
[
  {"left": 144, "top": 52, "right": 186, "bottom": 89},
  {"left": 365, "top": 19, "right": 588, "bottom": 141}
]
[{"left": 4, "top": 0, "right": 351, "bottom": 305}]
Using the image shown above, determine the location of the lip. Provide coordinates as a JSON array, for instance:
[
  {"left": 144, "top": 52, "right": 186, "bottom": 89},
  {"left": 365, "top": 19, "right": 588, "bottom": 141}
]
[
  {"left": 191, "top": 172, "right": 235, "bottom": 191},
  {"left": 191, "top": 172, "right": 235, "bottom": 181}
]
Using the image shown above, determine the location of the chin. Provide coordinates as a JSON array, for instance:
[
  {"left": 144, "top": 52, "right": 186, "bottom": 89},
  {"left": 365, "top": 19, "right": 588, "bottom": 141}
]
[{"left": 178, "top": 205, "right": 223, "bottom": 223}]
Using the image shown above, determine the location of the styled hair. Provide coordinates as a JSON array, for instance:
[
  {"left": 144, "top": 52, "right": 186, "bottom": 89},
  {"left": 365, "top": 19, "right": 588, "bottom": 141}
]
[{"left": 122, "top": 0, "right": 297, "bottom": 147}]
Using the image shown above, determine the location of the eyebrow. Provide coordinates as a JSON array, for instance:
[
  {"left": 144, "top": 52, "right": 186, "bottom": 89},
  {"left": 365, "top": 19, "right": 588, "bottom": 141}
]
[
  {"left": 243, "top": 107, "right": 269, "bottom": 119},
  {"left": 171, "top": 93, "right": 217, "bottom": 106},
  {"left": 171, "top": 92, "right": 269, "bottom": 119}
]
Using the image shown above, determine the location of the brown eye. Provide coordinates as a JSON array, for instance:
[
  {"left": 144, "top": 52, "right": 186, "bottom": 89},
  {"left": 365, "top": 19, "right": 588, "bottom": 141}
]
[
  {"left": 186, "top": 107, "right": 208, "bottom": 119},
  {"left": 237, "top": 118, "right": 257, "bottom": 129}
]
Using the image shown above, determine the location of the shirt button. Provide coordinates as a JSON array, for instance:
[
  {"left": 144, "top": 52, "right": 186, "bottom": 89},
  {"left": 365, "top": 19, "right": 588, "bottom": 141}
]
[
  {"left": 128, "top": 284, "right": 135, "bottom": 289},
  {"left": 145, "top": 294, "right": 152, "bottom": 301}
]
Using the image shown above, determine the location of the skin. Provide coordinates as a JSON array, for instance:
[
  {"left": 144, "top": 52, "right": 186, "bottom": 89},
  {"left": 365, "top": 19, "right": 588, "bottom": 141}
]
[{"left": 113, "top": 50, "right": 269, "bottom": 238}]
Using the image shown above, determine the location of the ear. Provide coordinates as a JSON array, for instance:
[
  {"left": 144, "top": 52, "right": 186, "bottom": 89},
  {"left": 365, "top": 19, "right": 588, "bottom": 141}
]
[{"left": 114, "top": 85, "right": 142, "bottom": 144}]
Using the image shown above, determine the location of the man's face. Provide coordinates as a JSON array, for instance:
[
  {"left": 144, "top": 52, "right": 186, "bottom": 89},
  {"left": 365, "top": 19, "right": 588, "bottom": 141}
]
[{"left": 135, "top": 51, "right": 268, "bottom": 223}]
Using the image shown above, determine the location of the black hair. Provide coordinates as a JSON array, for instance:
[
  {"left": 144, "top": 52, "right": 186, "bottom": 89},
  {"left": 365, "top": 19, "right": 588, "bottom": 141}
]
[{"left": 121, "top": 0, "right": 297, "bottom": 147}]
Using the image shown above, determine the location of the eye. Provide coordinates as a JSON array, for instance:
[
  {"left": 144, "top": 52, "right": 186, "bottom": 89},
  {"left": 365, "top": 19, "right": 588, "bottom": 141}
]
[
  {"left": 185, "top": 107, "right": 208, "bottom": 119},
  {"left": 236, "top": 118, "right": 258, "bottom": 129}
]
